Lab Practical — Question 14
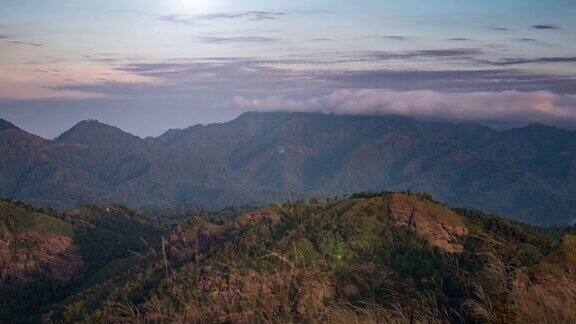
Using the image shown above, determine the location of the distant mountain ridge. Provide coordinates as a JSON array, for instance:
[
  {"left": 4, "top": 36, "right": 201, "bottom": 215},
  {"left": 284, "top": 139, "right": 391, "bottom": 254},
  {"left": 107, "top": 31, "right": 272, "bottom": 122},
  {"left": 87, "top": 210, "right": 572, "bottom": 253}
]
[
  {"left": 56, "top": 119, "right": 147, "bottom": 149},
  {"left": 1, "top": 112, "right": 576, "bottom": 225}
]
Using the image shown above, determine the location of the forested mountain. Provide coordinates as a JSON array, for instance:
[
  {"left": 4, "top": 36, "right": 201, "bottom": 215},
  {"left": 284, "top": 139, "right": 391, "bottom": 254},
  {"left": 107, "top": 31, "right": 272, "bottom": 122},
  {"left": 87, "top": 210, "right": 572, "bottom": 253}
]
[
  {"left": 4, "top": 193, "right": 575, "bottom": 323},
  {"left": 2, "top": 112, "right": 576, "bottom": 225}
]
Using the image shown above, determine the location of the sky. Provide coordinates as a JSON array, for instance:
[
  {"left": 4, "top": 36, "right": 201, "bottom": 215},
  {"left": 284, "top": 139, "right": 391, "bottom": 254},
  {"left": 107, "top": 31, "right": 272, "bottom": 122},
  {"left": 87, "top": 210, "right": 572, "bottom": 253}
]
[{"left": 0, "top": 0, "right": 575, "bottom": 138}]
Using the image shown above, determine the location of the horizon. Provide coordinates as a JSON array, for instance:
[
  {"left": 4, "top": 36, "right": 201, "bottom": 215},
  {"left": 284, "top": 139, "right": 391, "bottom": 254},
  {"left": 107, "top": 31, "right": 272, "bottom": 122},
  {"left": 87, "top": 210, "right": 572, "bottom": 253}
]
[{"left": 1, "top": 0, "right": 575, "bottom": 137}]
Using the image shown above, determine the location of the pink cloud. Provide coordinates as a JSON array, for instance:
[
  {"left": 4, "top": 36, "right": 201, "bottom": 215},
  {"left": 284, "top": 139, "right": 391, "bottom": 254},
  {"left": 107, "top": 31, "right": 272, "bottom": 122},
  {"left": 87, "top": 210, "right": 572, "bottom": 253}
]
[{"left": 230, "top": 89, "right": 576, "bottom": 124}]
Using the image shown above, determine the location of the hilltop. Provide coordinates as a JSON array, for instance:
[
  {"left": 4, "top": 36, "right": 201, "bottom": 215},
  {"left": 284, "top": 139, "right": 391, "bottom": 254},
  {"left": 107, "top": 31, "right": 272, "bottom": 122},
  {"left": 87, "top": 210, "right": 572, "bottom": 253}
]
[{"left": 24, "top": 192, "right": 574, "bottom": 323}]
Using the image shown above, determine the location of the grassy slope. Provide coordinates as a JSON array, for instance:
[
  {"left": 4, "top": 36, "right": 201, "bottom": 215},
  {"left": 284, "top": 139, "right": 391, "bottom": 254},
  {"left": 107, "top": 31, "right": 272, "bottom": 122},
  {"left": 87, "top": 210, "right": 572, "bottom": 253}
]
[
  {"left": 54, "top": 193, "right": 569, "bottom": 323},
  {"left": 0, "top": 200, "right": 166, "bottom": 323},
  {"left": 0, "top": 200, "right": 78, "bottom": 322},
  {"left": 2, "top": 193, "right": 572, "bottom": 323},
  {"left": 0, "top": 200, "right": 74, "bottom": 237}
]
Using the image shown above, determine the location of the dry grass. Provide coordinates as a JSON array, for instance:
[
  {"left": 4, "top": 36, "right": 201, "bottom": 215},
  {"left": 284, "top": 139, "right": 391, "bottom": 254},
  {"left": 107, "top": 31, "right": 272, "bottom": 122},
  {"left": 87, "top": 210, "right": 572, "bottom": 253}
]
[
  {"left": 513, "top": 274, "right": 576, "bottom": 324},
  {"left": 512, "top": 236, "right": 576, "bottom": 323},
  {"left": 108, "top": 256, "right": 454, "bottom": 323},
  {"left": 97, "top": 204, "right": 576, "bottom": 324},
  {"left": 463, "top": 255, "right": 514, "bottom": 322}
]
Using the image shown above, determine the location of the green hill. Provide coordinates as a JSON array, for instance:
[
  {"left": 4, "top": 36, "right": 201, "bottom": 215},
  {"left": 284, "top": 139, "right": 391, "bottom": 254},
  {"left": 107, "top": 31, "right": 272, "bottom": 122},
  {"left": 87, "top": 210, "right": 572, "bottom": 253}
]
[
  {"left": 3, "top": 193, "right": 576, "bottom": 323},
  {"left": 46, "top": 192, "right": 575, "bottom": 323},
  {"left": 1, "top": 199, "right": 78, "bottom": 283},
  {"left": 0, "top": 199, "right": 164, "bottom": 322},
  {"left": 0, "top": 200, "right": 73, "bottom": 237}
]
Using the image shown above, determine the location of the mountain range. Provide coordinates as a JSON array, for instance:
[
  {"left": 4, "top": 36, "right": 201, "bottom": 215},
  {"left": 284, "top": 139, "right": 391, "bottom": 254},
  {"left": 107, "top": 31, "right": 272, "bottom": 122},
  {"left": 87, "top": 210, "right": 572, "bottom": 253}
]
[{"left": 1, "top": 112, "right": 576, "bottom": 226}]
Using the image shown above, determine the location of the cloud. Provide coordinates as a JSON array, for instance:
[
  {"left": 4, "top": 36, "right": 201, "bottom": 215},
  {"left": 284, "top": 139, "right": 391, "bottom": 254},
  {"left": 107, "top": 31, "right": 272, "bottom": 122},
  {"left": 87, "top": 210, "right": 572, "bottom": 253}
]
[
  {"left": 53, "top": 55, "right": 576, "bottom": 99},
  {"left": 329, "top": 69, "right": 576, "bottom": 93},
  {"left": 230, "top": 89, "right": 576, "bottom": 124},
  {"left": 365, "top": 48, "right": 482, "bottom": 62},
  {"left": 159, "top": 15, "right": 196, "bottom": 25},
  {"left": 158, "top": 9, "right": 330, "bottom": 26},
  {"left": 483, "top": 56, "right": 576, "bottom": 66},
  {"left": 53, "top": 81, "right": 170, "bottom": 96},
  {"left": 54, "top": 58, "right": 320, "bottom": 96},
  {"left": 489, "top": 27, "right": 509, "bottom": 31},
  {"left": 447, "top": 38, "right": 473, "bottom": 42},
  {"left": 247, "top": 48, "right": 483, "bottom": 65},
  {"left": 411, "top": 49, "right": 480, "bottom": 57},
  {"left": 0, "top": 34, "right": 44, "bottom": 47},
  {"left": 375, "top": 35, "right": 408, "bottom": 41},
  {"left": 202, "top": 11, "right": 286, "bottom": 21},
  {"left": 292, "top": 9, "right": 332, "bottom": 14},
  {"left": 197, "top": 36, "right": 278, "bottom": 44},
  {"left": 531, "top": 24, "right": 561, "bottom": 30},
  {"left": 5, "top": 40, "right": 43, "bottom": 47},
  {"left": 308, "top": 38, "right": 333, "bottom": 42},
  {"left": 517, "top": 38, "right": 538, "bottom": 42},
  {"left": 84, "top": 57, "right": 121, "bottom": 63},
  {"left": 159, "top": 11, "right": 286, "bottom": 25}
]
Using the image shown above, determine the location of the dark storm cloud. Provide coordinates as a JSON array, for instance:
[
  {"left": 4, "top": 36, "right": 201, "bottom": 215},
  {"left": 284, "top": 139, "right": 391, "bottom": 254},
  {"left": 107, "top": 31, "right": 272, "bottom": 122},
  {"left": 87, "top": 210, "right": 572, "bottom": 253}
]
[
  {"left": 531, "top": 24, "right": 561, "bottom": 30},
  {"left": 197, "top": 36, "right": 279, "bottom": 44}
]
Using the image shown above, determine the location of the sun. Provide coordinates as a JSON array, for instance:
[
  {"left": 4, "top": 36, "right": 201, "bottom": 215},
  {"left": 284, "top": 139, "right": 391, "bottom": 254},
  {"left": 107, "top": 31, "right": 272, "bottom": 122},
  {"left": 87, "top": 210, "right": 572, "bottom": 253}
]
[{"left": 172, "top": 0, "right": 217, "bottom": 14}]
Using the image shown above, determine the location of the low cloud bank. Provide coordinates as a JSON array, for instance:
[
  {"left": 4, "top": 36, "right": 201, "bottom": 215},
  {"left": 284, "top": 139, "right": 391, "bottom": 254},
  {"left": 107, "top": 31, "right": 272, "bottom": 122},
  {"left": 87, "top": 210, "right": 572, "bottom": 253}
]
[{"left": 230, "top": 89, "right": 576, "bottom": 124}]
